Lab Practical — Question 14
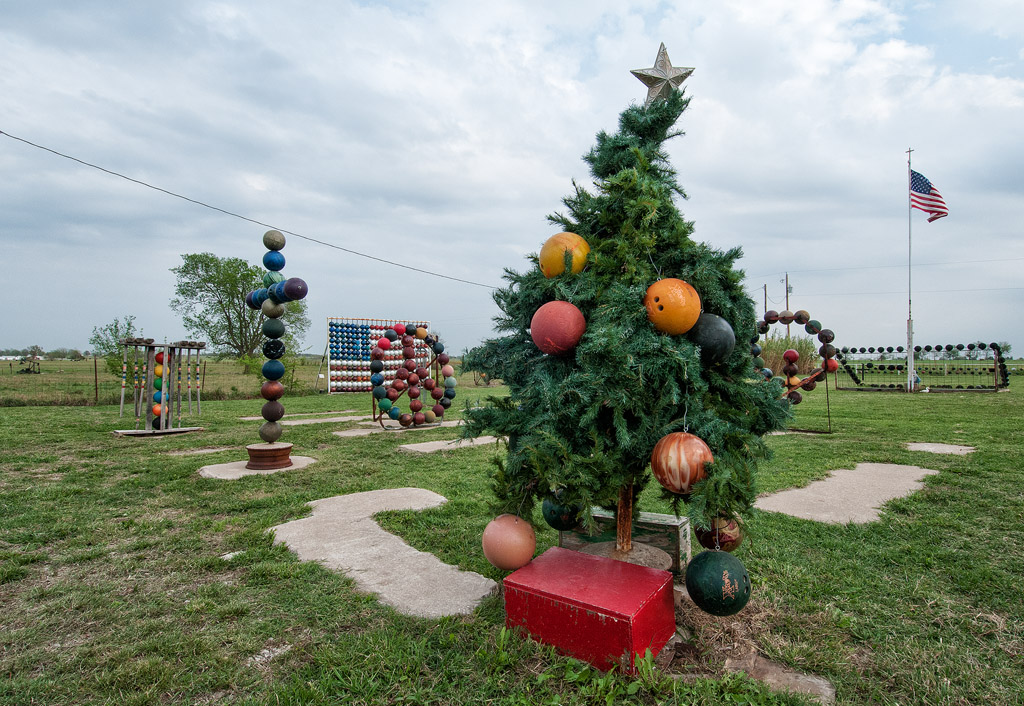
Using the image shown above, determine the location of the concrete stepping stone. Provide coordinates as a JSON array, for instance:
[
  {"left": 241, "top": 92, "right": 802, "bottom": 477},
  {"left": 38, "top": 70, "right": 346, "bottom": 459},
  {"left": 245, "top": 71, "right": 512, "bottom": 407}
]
[
  {"left": 905, "top": 442, "right": 975, "bottom": 455},
  {"left": 357, "top": 419, "right": 462, "bottom": 428},
  {"left": 755, "top": 463, "right": 938, "bottom": 524},
  {"left": 725, "top": 653, "right": 835, "bottom": 705},
  {"left": 280, "top": 415, "right": 372, "bottom": 426},
  {"left": 399, "top": 436, "right": 500, "bottom": 454},
  {"left": 198, "top": 455, "right": 317, "bottom": 480},
  {"left": 166, "top": 446, "right": 234, "bottom": 456},
  {"left": 334, "top": 419, "right": 465, "bottom": 439},
  {"left": 269, "top": 488, "right": 496, "bottom": 618},
  {"left": 333, "top": 428, "right": 379, "bottom": 438},
  {"left": 239, "top": 410, "right": 355, "bottom": 421}
]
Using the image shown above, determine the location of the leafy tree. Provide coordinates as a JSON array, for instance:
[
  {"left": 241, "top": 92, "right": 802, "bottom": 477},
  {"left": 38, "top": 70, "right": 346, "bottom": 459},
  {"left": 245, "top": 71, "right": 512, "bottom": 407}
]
[
  {"left": 463, "top": 89, "right": 790, "bottom": 550},
  {"left": 89, "top": 315, "right": 140, "bottom": 376},
  {"left": 170, "top": 253, "right": 309, "bottom": 358},
  {"left": 26, "top": 345, "right": 43, "bottom": 359}
]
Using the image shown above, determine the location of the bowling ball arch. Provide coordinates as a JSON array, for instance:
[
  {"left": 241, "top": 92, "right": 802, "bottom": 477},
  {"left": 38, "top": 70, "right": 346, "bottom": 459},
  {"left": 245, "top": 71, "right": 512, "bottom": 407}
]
[
  {"left": 370, "top": 323, "right": 456, "bottom": 427},
  {"left": 752, "top": 309, "right": 839, "bottom": 405}
]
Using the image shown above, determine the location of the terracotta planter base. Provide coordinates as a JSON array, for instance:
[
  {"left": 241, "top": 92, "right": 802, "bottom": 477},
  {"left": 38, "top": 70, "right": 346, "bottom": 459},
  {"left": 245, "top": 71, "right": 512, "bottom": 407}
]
[{"left": 245, "top": 442, "right": 294, "bottom": 470}]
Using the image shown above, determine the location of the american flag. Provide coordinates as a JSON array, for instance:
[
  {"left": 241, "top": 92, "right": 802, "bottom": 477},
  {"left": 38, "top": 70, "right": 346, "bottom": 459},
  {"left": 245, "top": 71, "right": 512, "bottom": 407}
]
[{"left": 910, "top": 170, "right": 948, "bottom": 222}]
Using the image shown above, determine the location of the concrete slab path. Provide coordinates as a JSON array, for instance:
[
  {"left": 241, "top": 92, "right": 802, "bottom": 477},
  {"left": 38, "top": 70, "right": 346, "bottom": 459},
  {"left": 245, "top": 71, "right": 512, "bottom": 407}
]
[
  {"left": 333, "top": 428, "right": 379, "bottom": 438},
  {"left": 357, "top": 419, "right": 462, "bottom": 429},
  {"left": 755, "top": 463, "right": 938, "bottom": 524},
  {"left": 198, "top": 455, "right": 317, "bottom": 480},
  {"left": 905, "top": 442, "right": 975, "bottom": 455},
  {"left": 239, "top": 410, "right": 356, "bottom": 421},
  {"left": 167, "top": 446, "right": 234, "bottom": 456},
  {"left": 336, "top": 420, "right": 463, "bottom": 438},
  {"left": 269, "top": 488, "right": 496, "bottom": 618},
  {"left": 399, "top": 436, "right": 500, "bottom": 454},
  {"left": 280, "top": 415, "right": 372, "bottom": 426}
]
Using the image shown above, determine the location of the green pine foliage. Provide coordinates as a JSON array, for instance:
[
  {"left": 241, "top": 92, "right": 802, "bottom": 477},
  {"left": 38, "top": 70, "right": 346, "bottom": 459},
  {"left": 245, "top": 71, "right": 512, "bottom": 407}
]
[{"left": 463, "top": 90, "right": 791, "bottom": 532}]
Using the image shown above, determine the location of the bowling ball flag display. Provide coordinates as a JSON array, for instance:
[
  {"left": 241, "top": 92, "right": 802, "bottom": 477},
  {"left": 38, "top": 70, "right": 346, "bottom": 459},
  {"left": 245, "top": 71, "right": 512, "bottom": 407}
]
[
  {"left": 245, "top": 230, "right": 308, "bottom": 443},
  {"left": 462, "top": 47, "right": 792, "bottom": 617}
]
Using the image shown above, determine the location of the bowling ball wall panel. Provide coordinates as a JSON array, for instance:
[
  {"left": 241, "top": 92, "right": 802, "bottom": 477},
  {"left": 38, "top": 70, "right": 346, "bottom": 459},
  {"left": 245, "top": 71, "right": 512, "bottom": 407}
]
[
  {"left": 835, "top": 342, "right": 1008, "bottom": 392},
  {"left": 327, "top": 317, "right": 432, "bottom": 393}
]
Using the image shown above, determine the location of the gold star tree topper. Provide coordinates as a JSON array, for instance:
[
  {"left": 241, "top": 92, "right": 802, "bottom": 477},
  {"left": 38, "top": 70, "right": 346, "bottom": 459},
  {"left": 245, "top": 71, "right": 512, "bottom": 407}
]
[{"left": 631, "top": 43, "right": 694, "bottom": 107}]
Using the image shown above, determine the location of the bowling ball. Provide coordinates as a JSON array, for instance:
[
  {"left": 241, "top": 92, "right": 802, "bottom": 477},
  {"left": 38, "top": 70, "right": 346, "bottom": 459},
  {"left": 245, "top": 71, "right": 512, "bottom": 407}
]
[
  {"left": 644, "top": 279, "right": 701, "bottom": 335},
  {"left": 259, "top": 421, "right": 283, "bottom": 442},
  {"left": 263, "top": 251, "right": 285, "bottom": 271},
  {"left": 262, "top": 299, "right": 285, "bottom": 318},
  {"left": 263, "top": 339, "right": 286, "bottom": 360},
  {"left": 262, "top": 359, "right": 285, "bottom": 380},
  {"left": 263, "top": 229, "right": 286, "bottom": 250},
  {"left": 687, "top": 313, "right": 736, "bottom": 365},
  {"left": 282, "top": 278, "right": 307, "bottom": 301},
  {"left": 262, "top": 401, "right": 285, "bottom": 422},
  {"left": 263, "top": 318, "right": 286, "bottom": 339},
  {"left": 530, "top": 301, "right": 586, "bottom": 355},
  {"left": 539, "top": 232, "right": 590, "bottom": 278},
  {"left": 261, "top": 381, "right": 284, "bottom": 400}
]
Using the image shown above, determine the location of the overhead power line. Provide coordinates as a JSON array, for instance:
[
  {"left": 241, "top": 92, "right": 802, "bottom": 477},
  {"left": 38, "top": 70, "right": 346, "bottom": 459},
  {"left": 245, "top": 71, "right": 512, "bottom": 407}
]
[
  {"left": 0, "top": 129, "right": 498, "bottom": 290},
  {"left": 744, "top": 284, "right": 1023, "bottom": 297},
  {"left": 745, "top": 256, "right": 1024, "bottom": 281},
  {"left": 6, "top": 129, "right": 1017, "bottom": 296}
]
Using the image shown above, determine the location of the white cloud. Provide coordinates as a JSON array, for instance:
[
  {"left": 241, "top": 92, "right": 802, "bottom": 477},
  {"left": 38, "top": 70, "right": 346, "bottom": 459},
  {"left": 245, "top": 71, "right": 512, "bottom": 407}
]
[{"left": 2, "top": 1, "right": 1023, "bottom": 355}]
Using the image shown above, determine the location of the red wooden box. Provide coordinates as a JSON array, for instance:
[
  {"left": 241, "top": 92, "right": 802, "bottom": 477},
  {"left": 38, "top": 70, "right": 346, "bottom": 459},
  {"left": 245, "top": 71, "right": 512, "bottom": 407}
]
[{"left": 503, "top": 547, "right": 675, "bottom": 673}]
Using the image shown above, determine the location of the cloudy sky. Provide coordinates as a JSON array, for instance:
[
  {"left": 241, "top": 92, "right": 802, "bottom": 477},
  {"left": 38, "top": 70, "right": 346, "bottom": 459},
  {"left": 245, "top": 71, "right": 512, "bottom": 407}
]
[{"left": 3, "top": 0, "right": 1023, "bottom": 358}]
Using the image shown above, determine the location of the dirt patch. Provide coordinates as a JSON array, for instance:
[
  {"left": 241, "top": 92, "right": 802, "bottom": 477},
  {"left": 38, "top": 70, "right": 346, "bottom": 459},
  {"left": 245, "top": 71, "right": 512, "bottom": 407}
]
[{"left": 664, "top": 591, "right": 837, "bottom": 703}]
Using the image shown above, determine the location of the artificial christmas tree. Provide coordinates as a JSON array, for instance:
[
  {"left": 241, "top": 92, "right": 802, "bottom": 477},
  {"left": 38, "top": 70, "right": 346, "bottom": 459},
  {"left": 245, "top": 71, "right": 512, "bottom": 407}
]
[{"left": 464, "top": 45, "right": 791, "bottom": 568}]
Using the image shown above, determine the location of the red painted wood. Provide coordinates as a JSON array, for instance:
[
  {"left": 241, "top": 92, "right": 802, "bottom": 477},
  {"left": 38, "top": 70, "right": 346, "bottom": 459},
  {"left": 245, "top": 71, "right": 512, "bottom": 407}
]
[{"left": 503, "top": 547, "right": 675, "bottom": 673}]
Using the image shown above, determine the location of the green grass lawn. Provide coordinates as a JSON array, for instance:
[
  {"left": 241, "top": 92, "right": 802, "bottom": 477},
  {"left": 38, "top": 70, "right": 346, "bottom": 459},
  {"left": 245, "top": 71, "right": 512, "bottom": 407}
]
[{"left": 1, "top": 377, "right": 1021, "bottom": 704}]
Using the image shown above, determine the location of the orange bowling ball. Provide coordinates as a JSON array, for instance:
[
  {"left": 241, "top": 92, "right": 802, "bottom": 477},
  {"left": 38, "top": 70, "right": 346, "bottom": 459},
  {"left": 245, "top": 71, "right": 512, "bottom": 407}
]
[
  {"left": 538, "top": 232, "right": 590, "bottom": 278},
  {"left": 644, "top": 278, "right": 701, "bottom": 335},
  {"left": 152, "top": 404, "right": 163, "bottom": 417},
  {"left": 482, "top": 514, "right": 536, "bottom": 571}
]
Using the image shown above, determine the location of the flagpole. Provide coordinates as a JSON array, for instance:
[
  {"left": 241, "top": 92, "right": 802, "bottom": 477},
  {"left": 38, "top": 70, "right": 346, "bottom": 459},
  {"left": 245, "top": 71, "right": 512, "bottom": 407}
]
[{"left": 906, "top": 148, "right": 915, "bottom": 393}]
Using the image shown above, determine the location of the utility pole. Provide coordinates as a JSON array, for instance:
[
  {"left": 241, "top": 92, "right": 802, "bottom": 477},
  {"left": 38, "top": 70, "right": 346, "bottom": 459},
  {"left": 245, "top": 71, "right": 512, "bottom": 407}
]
[
  {"left": 784, "top": 273, "right": 792, "bottom": 337},
  {"left": 762, "top": 284, "right": 768, "bottom": 344}
]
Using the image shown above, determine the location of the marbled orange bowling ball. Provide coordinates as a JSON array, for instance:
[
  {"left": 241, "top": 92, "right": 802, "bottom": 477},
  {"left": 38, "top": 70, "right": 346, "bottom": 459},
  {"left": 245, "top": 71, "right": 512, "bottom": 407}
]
[{"left": 650, "top": 432, "right": 713, "bottom": 495}]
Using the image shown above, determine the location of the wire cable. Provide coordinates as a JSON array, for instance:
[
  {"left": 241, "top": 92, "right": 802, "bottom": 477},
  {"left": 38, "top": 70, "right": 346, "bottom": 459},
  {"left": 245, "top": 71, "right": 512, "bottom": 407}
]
[
  {"left": 0, "top": 129, "right": 498, "bottom": 289},
  {"left": 745, "top": 256, "right": 1024, "bottom": 281}
]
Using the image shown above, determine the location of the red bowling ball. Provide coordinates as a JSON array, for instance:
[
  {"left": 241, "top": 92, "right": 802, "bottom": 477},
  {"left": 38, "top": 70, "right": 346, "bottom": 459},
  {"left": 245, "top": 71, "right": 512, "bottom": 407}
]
[{"left": 530, "top": 301, "right": 586, "bottom": 355}]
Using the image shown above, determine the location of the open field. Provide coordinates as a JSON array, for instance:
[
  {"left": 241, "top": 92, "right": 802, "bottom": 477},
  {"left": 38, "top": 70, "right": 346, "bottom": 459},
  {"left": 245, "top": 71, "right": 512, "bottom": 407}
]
[
  {"left": 1, "top": 377, "right": 1022, "bottom": 704},
  {"left": 0, "top": 358, "right": 326, "bottom": 407}
]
